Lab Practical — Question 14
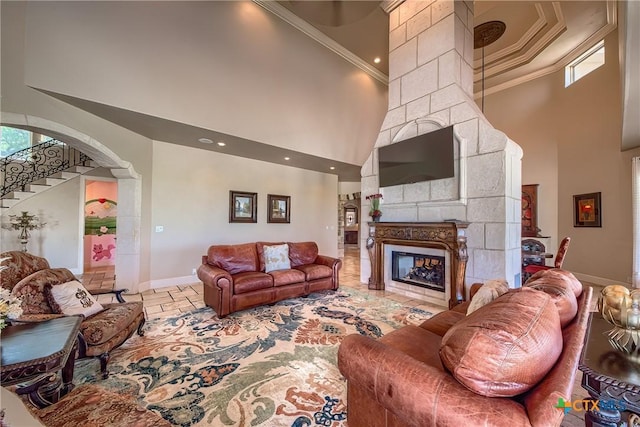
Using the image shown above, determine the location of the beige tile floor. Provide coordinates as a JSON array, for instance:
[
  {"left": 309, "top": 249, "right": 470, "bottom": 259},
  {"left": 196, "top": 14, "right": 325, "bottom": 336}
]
[{"left": 81, "top": 246, "right": 594, "bottom": 426}]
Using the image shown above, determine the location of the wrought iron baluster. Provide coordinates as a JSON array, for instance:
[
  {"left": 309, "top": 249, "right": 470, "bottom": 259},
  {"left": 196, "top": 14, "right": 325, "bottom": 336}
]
[{"left": 1, "top": 139, "right": 93, "bottom": 198}]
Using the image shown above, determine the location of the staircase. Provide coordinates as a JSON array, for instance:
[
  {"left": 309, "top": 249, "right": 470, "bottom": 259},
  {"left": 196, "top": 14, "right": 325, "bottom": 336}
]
[{"left": 1, "top": 140, "right": 96, "bottom": 209}]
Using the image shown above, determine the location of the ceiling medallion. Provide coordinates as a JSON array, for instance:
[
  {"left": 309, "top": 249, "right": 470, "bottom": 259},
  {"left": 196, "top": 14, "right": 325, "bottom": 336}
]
[{"left": 474, "top": 21, "right": 506, "bottom": 49}]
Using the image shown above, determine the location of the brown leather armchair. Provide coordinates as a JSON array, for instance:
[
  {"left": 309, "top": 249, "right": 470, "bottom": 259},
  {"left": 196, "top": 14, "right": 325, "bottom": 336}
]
[{"left": 1, "top": 251, "right": 145, "bottom": 379}]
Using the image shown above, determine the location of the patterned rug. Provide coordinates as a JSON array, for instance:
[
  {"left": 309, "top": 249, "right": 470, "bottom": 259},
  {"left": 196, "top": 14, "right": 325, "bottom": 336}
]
[{"left": 74, "top": 288, "right": 433, "bottom": 427}]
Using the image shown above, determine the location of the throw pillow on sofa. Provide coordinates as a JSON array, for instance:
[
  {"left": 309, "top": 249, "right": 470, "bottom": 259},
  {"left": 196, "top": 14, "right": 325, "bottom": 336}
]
[
  {"left": 440, "top": 289, "right": 562, "bottom": 397},
  {"left": 44, "top": 280, "right": 104, "bottom": 317},
  {"left": 523, "top": 280, "right": 578, "bottom": 327},
  {"left": 466, "top": 279, "right": 509, "bottom": 314},
  {"left": 525, "top": 268, "right": 583, "bottom": 297},
  {"left": 264, "top": 244, "right": 291, "bottom": 273}
]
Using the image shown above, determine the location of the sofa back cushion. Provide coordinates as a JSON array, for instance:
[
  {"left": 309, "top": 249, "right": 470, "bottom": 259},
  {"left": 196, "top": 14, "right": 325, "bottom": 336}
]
[
  {"left": 525, "top": 268, "right": 582, "bottom": 297},
  {"left": 1, "top": 251, "right": 50, "bottom": 291},
  {"left": 439, "top": 289, "right": 562, "bottom": 397},
  {"left": 12, "top": 268, "right": 77, "bottom": 315},
  {"left": 207, "top": 243, "right": 258, "bottom": 275},
  {"left": 523, "top": 280, "right": 578, "bottom": 328},
  {"left": 288, "top": 242, "right": 318, "bottom": 267},
  {"left": 256, "top": 242, "right": 285, "bottom": 272}
]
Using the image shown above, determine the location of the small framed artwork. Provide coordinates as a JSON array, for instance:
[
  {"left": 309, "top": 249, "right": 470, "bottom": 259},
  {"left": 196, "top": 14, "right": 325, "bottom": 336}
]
[
  {"left": 267, "top": 194, "right": 290, "bottom": 223},
  {"left": 573, "top": 192, "right": 601, "bottom": 227},
  {"left": 229, "top": 191, "right": 257, "bottom": 223}
]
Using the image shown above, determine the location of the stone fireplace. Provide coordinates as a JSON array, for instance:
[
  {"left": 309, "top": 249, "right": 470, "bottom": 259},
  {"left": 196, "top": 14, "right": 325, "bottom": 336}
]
[{"left": 361, "top": 0, "right": 522, "bottom": 296}]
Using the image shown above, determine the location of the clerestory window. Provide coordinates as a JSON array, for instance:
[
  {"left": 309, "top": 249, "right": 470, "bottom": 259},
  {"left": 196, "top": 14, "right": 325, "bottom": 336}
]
[{"left": 565, "top": 40, "right": 605, "bottom": 87}]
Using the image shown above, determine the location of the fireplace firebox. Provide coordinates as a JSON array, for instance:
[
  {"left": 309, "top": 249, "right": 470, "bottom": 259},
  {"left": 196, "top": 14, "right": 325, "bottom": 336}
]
[{"left": 392, "top": 251, "right": 445, "bottom": 292}]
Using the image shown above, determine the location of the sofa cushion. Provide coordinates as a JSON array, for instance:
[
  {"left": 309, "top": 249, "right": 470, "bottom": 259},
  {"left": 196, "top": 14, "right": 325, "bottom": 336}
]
[
  {"left": 439, "top": 289, "right": 562, "bottom": 397},
  {"left": 35, "top": 384, "right": 171, "bottom": 427},
  {"left": 269, "top": 269, "right": 306, "bottom": 287},
  {"left": 233, "top": 271, "right": 273, "bottom": 294},
  {"left": 256, "top": 241, "right": 285, "bottom": 272},
  {"left": 288, "top": 242, "right": 318, "bottom": 267},
  {"left": 525, "top": 268, "right": 582, "bottom": 297},
  {"left": 419, "top": 310, "right": 465, "bottom": 337},
  {"left": 45, "top": 280, "right": 105, "bottom": 318},
  {"left": 523, "top": 279, "right": 578, "bottom": 327},
  {"left": 207, "top": 243, "right": 258, "bottom": 275},
  {"left": 80, "top": 301, "right": 143, "bottom": 346},
  {"left": 294, "top": 264, "right": 332, "bottom": 281},
  {"left": 466, "top": 279, "right": 509, "bottom": 315},
  {"left": 263, "top": 244, "right": 291, "bottom": 273},
  {"left": 12, "top": 268, "right": 79, "bottom": 315}
]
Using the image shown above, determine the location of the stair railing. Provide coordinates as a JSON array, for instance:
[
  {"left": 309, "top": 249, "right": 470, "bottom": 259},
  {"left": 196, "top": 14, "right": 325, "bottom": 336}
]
[{"left": 1, "top": 139, "right": 91, "bottom": 198}]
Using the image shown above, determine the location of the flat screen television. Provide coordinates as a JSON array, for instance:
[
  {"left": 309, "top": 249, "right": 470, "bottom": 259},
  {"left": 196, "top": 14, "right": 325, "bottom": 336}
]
[{"left": 378, "top": 126, "right": 455, "bottom": 188}]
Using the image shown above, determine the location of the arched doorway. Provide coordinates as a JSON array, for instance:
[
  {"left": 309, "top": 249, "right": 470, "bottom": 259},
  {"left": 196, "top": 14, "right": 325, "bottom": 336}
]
[{"left": 1, "top": 112, "right": 143, "bottom": 293}]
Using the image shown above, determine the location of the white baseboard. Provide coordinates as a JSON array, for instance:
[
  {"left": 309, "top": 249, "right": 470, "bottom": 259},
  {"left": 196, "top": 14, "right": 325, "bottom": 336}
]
[
  {"left": 148, "top": 275, "right": 202, "bottom": 290},
  {"left": 572, "top": 272, "right": 629, "bottom": 288}
]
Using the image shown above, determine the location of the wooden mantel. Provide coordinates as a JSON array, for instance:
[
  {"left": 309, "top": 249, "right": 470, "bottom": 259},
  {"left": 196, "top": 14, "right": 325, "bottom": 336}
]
[{"left": 366, "top": 221, "right": 469, "bottom": 308}]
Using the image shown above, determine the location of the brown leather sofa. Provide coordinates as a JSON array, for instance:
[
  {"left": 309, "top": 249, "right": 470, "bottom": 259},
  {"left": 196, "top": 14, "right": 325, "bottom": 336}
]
[
  {"left": 338, "top": 268, "right": 593, "bottom": 427},
  {"left": 197, "top": 241, "right": 341, "bottom": 317}
]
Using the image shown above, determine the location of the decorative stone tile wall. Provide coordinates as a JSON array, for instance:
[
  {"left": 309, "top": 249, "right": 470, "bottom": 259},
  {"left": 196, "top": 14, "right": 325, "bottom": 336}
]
[{"left": 361, "top": 0, "right": 523, "bottom": 293}]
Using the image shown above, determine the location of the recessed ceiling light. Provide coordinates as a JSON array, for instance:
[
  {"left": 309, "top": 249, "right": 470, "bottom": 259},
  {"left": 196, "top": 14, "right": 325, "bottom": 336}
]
[
  {"left": 198, "top": 138, "right": 213, "bottom": 144},
  {"left": 330, "top": 166, "right": 336, "bottom": 170},
  {"left": 217, "top": 141, "right": 226, "bottom": 147},
  {"left": 284, "top": 157, "right": 290, "bottom": 161},
  {"left": 374, "top": 57, "right": 381, "bottom": 64}
]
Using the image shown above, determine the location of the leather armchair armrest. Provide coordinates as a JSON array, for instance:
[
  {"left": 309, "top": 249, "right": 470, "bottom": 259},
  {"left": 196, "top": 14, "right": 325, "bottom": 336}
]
[
  {"left": 197, "top": 264, "right": 232, "bottom": 288},
  {"left": 338, "top": 334, "right": 530, "bottom": 426},
  {"left": 314, "top": 255, "right": 341, "bottom": 270}
]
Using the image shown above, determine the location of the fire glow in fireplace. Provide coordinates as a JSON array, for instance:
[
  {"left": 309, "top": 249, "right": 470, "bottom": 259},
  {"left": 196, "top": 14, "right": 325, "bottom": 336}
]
[{"left": 391, "top": 251, "right": 445, "bottom": 292}]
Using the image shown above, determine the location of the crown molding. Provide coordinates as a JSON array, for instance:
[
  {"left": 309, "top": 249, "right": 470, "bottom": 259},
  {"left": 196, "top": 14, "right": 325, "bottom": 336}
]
[
  {"left": 475, "top": 2, "right": 566, "bottom": 81},
  {"left": 253, "top": 0, "right": 389, "bottom": 85},
  {"left": 475, "top": 0, "right": 617, "bottom": 98},
  {"left": 473, "top": 2, "right": 547, "bottom": 69},
  {"left": 381, "top": 0, "right": 405, "bottom": 15}
]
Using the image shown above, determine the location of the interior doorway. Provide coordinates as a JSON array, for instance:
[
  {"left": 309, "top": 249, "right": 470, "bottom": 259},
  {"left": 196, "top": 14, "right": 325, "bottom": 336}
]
[{"left": 83, "top": 179, "right": 118, "bottom": 275}]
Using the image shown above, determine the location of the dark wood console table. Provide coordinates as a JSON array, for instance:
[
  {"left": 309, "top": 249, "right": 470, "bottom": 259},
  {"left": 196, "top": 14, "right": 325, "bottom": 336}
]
[
  {"left": 1, "top": 316, "right": 82, "bottom": 407},
  {"left": 366, "top": 221, "right": 469, "bottom": 308},
  {"left": 579, "top": 313, "right": 640, "bottom": 426}
]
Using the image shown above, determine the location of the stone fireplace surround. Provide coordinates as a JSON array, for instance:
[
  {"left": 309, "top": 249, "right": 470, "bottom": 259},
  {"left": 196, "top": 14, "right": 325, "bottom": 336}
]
[{"left": 366, "top": 221, "right": 468, "bottom": 308}]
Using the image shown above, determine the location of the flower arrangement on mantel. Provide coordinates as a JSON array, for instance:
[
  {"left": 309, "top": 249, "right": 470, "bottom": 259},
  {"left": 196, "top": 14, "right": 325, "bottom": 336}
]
[
  {"left": 0, "top": 258, "right": 23, "bottom": 330},
  {"left": 366, "top": 193, "right": 383, "bottom": 222}
]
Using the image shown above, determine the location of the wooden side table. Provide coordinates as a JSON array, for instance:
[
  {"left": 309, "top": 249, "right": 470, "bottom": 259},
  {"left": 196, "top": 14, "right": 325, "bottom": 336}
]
[
  {"left": 579, "top": 313, "right": 640, "bottom": 426},
  {"left": 1, "top": 316, "right": 82, "bottom": 407}
]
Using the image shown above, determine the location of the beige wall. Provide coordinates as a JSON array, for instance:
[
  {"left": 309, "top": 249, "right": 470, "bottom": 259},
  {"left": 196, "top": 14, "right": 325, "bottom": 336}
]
[
  {"left": 149, "top": 141, "right": 339, "bottom": 282},
  {"left": 484, "top": 31, "right": 640, "bottom": 284},
  {"left": 21, "top": 1, "right": 387, "bottom": 166},
  {"left": 0, "top": 178, "right": 81, "bottom": 271},
  {"left": 1, "top": 1, "right": 356, "bottom": 285},
  {"left": 1, "top": 2, "right": 154, "bottom": 281}
]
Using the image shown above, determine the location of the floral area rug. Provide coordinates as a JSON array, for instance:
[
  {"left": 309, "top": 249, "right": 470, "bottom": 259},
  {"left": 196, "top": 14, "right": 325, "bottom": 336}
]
[{"left": 74, "top": 288, "right": 433, "bottom": 427}]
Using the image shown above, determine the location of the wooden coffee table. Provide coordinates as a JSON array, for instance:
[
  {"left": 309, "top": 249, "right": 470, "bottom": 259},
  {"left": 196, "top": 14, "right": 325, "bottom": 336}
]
[
  {"left": 1, "top": 316, "right": 82, "bottom": 407},
  {"left": 579, "top": 312, "right": 640, "bottom": 426}
]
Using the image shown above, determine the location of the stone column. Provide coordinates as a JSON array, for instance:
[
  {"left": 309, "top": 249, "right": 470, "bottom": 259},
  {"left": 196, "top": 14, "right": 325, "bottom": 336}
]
[{"left": 361, "top": 0, "right": 523, "bottom": 294}]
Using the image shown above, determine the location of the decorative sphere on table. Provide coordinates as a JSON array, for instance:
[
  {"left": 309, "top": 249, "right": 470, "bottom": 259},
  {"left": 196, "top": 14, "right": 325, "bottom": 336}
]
[{"left": 598, "top": 285, "right": 640, "bottom": 355}]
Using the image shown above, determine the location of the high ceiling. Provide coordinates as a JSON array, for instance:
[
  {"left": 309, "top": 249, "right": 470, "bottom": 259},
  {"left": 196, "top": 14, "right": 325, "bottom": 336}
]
[{"left": 41, "top": 1, "right": 628, "bottom": 182}]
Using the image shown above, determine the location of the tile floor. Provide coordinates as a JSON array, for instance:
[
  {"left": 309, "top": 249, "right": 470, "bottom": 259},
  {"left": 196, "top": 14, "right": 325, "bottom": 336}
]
[{"left": 81, "top": 246, "right": 593, "bottom": 426}]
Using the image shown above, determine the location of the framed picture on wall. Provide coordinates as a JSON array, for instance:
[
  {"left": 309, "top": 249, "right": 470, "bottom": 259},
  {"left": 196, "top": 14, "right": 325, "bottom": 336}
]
[
  {"left": 573, "top": 192, "right": 601, "bottom": 227},
  {"left": 229, "top": 191, "right": 257, "bottom": 223},
  {"left": 267, "top": 194, "right": 290, "bottom": 223},
  {"left": 522, "top": 184, "right": 539, "bottom": 237}
]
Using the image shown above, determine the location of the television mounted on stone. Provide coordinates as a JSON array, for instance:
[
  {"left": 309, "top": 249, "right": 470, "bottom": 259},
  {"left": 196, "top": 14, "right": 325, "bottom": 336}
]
[{"left": 378, "top": 126, "right": 455, "bottom": 188}]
